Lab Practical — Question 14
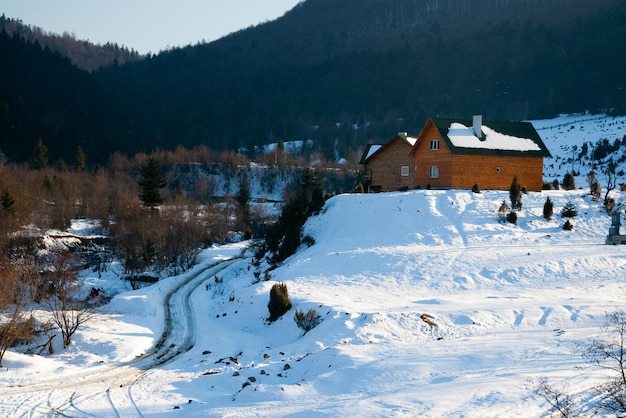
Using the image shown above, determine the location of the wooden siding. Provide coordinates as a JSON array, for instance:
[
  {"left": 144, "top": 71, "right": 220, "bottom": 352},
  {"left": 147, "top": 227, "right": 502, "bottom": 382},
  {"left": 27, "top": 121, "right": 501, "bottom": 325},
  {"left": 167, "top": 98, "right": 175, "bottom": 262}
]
[
  {"left": 450, "top": 154, "right": 545, "bottom": 191},
  {"left": 412, "top": 119, "right": 546, "bottom": 191},
  {"left": 413, "top": 122, "right": 453, "bottom": 188},
  {"left": 365, "top": 137, "right": 415, "bottom": 192}
]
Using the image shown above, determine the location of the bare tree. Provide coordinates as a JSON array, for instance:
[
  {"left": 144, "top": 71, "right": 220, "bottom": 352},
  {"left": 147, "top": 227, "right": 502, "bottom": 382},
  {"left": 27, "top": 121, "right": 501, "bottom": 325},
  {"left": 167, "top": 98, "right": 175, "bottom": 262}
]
[
  {"left": 535, "top": 378, "right": 576, "bottom": 418},
  {"left": 583, "top": 311, "right": 626, "bottom": 416},
  {"left": 602, "top": 160, "right": 617, "bottom": 209},
  {"left": 536, "top": 311, "right": 626, "bottom": 416},
  {"left": 47, "top": 252, "right": 95, "bottom": 349},
  {"left": 0, "top": 258, "right": 38, "bottom": 367}
]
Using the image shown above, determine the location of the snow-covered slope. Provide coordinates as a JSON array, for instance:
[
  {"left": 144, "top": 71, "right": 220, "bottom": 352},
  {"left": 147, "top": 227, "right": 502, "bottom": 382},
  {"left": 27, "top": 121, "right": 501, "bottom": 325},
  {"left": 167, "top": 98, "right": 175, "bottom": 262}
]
[
  {"left": 2, "top": 186, "right": 625, "bottom": 417},
  {"left": 534, "top": 113, "right": 626, "bottom": 185}
]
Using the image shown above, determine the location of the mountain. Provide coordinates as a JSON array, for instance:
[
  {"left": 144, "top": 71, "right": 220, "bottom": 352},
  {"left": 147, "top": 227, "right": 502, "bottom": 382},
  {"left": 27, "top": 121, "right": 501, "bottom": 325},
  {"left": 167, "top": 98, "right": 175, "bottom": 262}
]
[
  {"left": 1, "top": 0, "right": 625, "bottom": 165},
  {"left": 0, "top": 15, "right": 143, "bottom": 71}
]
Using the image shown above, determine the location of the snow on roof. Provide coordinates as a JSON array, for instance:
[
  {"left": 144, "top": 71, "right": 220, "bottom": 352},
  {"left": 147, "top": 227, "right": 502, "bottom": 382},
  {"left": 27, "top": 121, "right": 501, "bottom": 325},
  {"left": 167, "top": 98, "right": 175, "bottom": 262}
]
[
  {"left": 405, "top": 136, "right": 418, "bottom": 146},
  {"left": 447, "top": 122, "right": 541, "bottom": 152},
  {"left": 365, "top": 144, "right": 382, "bottom": 160}
]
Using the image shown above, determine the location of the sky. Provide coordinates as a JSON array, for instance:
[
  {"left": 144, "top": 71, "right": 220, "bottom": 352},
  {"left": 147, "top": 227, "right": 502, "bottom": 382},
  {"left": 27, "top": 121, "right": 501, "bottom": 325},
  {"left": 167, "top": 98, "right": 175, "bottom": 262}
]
[{"left": 1, "top": 0, "right": 302, "bottom": 54}]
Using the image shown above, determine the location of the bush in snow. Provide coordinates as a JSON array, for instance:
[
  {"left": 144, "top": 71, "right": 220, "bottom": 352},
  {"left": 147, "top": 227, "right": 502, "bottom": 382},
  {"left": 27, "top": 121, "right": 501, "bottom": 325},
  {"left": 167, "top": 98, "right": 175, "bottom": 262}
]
[
  {"left": 268, "top": 283, "right": 291, "bottom": 322},
  {"left": 301, "top": 235, "right": 315, "bottom": 248},
  {"left": 472, "top": 183, "right": 481, "bottom": 193},
  {"left": 543, "top": 197, "right": 554, "bottom": 220},
  {"left": 561, "top": 201, "right": 579, "bottom": 218},
  {"left": 563, "top": 172, "right": 576, "bottom": 190},
  {"left": 604, "top": 197, "right": 616, "bottom": 215},
  {"left": 509, "top": 176, "right": 522, "bottom": 210},
  {"left": 497, "top": 200, "right": 510, "bottom": 223},
  {"left": 506, "top": 211, "right": 518, "bottom": 225},
  {"left": 294, "top": 309, "right": 321, "bottom": 333},
  {"left": 563, "top": 220, "right": 574, "bottom": 230}
]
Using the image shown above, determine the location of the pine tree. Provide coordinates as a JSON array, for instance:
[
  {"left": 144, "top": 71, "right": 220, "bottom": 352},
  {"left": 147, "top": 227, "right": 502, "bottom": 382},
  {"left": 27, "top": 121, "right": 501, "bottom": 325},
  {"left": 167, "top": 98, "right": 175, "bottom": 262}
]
[
  {"left": 138, "top": 157, "right": 166, "bottom": 209},
  {"left": 561, "top": 200, "right": 579, "bottom": 218},
  {"left": 509, "top": 176, "right": 522, "bottom": 210},
  {"left": 74, "top": 146, "right": 86, "bottom": 172},
  {"left": 236, "top": 173, "right": 251, "bottom": 228},
  {"left": 0, "top": 189, "right": 15, "bottom": 214},
  {"left": 563, "top": 172, "right": 576, "bottom": 190},
  {"left": 30, "top": 137, "right": 48, "bottom": 170}
]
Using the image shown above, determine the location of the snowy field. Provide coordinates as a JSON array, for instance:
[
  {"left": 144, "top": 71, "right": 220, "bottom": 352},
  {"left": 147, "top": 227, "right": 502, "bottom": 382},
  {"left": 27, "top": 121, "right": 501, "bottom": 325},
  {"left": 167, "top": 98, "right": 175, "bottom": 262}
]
[{"left": 2, "top": 114, "right": 626, "bottom": 417}]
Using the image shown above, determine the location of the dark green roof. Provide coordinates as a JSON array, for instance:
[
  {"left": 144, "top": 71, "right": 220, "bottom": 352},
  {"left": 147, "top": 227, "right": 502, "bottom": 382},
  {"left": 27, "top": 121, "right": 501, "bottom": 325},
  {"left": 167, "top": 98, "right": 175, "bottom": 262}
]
[{"left": 430, "top": 117, "right": 552, "bottom": 158}]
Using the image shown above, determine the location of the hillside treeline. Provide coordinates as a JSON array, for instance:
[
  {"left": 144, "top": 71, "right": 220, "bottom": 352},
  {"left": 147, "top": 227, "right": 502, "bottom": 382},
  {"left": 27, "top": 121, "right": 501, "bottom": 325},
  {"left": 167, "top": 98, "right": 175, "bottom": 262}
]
[
  {"left": 0, "top": 145, "right": 356, "bottom": 273},
  {"left": 0, "top": 15, "right": 143, "bottom": 71},
  {"left": 1, "top": 0, "right": 625, "bottom": 166}
]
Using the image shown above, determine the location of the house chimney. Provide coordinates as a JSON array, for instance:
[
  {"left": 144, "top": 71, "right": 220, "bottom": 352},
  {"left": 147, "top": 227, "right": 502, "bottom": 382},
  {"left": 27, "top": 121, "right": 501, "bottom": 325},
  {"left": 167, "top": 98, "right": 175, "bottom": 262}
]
[{"left": 473, "top": 115, "right": 483, "bottom": 138}]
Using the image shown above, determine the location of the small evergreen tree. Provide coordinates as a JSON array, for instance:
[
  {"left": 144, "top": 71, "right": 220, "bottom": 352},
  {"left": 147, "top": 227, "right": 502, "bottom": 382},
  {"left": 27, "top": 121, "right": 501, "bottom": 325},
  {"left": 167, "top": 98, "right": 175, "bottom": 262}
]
[
  {"left": 74, "top": 146, "right": 86, "bottom": 172},
  {"left": 265, "top": 169, "right": 325, "bottom": 264},
  {"left": 138, "top": 157, "right": 166, "bottom": 209},
  {"left": 236, "top": 173, "right": 251, "bottom": 229},
  {"left": 543, "top": 197, "right": 554, "bottom": 220},
  {"left": 497, "top": 200, "right": 510, "bottom": 223},
  {"left": 472, "top": 183, "right": 481, "bottom": 193},
  {"left": 509, "top": 176, "right": 522, "bottom": 210},
  {"left": 30, "top": 137, "right": 48, "bottom": 170},
  {"left": 563, "top": 172, "right": 576, "bottom": 190},
  {"left": 563, "top": 219, "right": 574, "bottom": 230},
  {"left": 0, "top": 189, "right": 15, "bottom": 214},
  {"left": 561, "top": 201, "right": 579, "bottom": 218}
]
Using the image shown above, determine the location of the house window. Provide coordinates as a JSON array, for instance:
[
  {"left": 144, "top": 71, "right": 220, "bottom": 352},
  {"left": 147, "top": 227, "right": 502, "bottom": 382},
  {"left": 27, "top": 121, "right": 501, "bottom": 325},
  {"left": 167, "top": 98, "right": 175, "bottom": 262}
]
[
  {"left": 429, "top": 166, "right": 439, "bottom": 178},
  {"left": 496, "top": 166, "right": 501, "bottom": 174},
  {"left": 401, "top": 165, "right": 409, "bottom": 177},
  {"left": 430, "top": 139, "right": 440, "bottom": 150}
]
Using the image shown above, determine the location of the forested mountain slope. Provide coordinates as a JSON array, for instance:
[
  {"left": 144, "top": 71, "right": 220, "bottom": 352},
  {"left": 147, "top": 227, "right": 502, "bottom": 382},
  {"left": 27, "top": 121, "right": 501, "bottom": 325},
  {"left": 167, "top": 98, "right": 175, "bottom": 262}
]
[{"left": 1, "top": 0, "right": 624, "bottom": 165}]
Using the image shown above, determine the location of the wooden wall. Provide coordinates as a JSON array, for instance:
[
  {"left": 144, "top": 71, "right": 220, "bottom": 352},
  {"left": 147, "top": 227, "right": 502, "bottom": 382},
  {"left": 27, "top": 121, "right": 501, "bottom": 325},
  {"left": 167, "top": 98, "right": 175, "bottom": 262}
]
[
  {"left": 450, "top": 154, "right": 545, "bottom": 191},
  {"left": 365, "top": 137, "right": 414, "bottom": 192},
  {"left": 412, "top": 119, "right": 546, "bottom": 191},
  {"left": 413, "top": 121, "right": 454, "bottom": 188}
]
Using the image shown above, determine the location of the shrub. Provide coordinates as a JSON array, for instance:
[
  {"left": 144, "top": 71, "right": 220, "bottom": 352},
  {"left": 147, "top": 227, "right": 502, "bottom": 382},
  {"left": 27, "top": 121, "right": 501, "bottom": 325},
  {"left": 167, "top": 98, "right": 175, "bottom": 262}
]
[
  {"left": 561, "top": 201, "right": 579, "bottom": 218},
  {"left": 604, "top": 197, "right": 616, "bottom": 215},
  {"left": 497, "top": 200, "right": 510, "bottom": 223},
  {"left": 268, "top": 283, "right": 291, "bottom": 322},
  {"left": 590, "top": 181, "right": 601, "bottom": 200},
  {"left": 509, "top": 176, "right": 522, "bottom": 210},
  {"left": 471, "top": 183, "right": 480, "bottom": 193},
  {"left": 301, "top": 235, "right": 315, "bottom": 247},
  {"left": 543, "top": 197, "right": 554, "bottom": 220},
  {"left": 542, "top": 182, "right": 553, "bottom": 190},
  {"left": 563, "top": 172, "right": 576, "bottom": 190},
  {"left": 506, "top": 211, "right": 518, "bottom": 225},
  {"left": 563, "top": 220, "right": 574, "bottom": 230},
  {"left": 294, "top": 309, "right": 322, "bottom": 333},
  {"left": 397, "top": 186, "right": 409, "bottom": 192}
]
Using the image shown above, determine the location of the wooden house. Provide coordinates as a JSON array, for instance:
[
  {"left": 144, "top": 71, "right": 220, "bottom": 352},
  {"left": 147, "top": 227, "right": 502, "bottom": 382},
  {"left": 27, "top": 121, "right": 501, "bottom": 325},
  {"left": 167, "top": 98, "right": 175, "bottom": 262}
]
[
  {"left": 359, "top": 132, "right": 417, "bottom": 192},
  {"left": 409, "top": 116, "right": 551, "bottom": 191}
]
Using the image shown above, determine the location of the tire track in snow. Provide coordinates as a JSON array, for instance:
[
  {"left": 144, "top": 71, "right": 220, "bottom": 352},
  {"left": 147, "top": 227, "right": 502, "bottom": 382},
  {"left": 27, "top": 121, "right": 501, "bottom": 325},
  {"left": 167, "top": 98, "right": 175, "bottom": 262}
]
[{"left": 0, "top": 254, "right": 245, "bottom": 417}]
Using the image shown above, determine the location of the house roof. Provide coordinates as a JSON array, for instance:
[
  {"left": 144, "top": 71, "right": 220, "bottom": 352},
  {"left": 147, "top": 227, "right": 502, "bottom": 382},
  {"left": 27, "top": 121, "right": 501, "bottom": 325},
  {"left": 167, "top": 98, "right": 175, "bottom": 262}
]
[
  {"left": 359, "top": 133, "right": 418, "bottom": 164},
  {"left": 414, "top": 118, "right": 552, "bottom": 158},
  {"left": 359, "top": 144, "right": 383, "bottom": 164}
]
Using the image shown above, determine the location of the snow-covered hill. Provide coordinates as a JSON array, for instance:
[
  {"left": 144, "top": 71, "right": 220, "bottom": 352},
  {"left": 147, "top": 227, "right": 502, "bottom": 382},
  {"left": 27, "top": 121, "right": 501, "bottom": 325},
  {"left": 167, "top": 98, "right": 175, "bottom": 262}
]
[
  {"left": 534, "top": 113, "right": 626, "bottom": 186},
  {"left": 2, "top": 184, "right": 626, "bottom": 416},
  {"left": 3, "top": 113, "right": 626, "bottom": 416}
]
